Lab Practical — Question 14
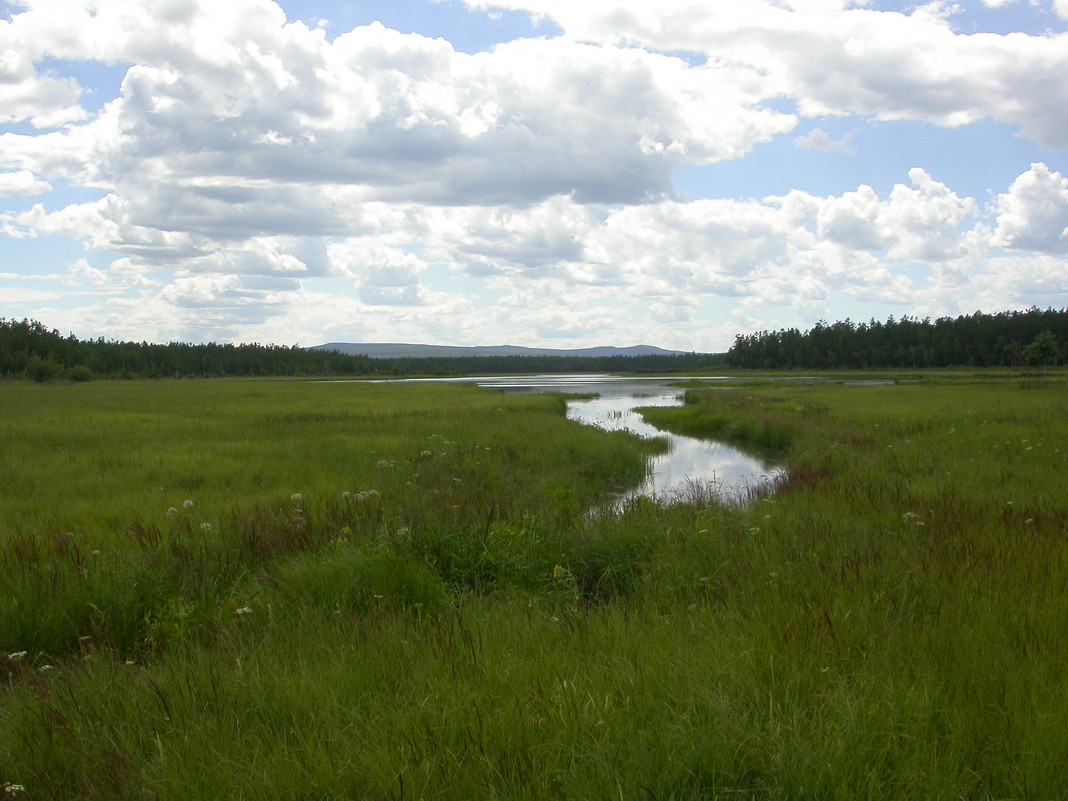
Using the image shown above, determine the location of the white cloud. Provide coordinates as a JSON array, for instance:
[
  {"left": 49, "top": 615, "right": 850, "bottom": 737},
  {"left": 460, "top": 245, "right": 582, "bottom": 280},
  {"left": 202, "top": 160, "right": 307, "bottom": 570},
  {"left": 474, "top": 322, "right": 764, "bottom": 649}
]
[
  {"left": 464, "top": 0, "right": 1068, "bottom": 147},
  {"left": 0, "top": 17, "right": 87, "bottom": 128},
  {"left": 3, "top": 0, "right": 1068, "bottom": 349},
  {"left": 881, "top": 168, "right": 978, "bottom": 261},
  {"left": 817, "top": 185, "right": 889, "bottom": 250},
  {"left": 430, "top": 196, "right": 599, "bottom": 276},
  {"left": 394, "top": 171, "right": 982, "bottom": 340},
  {"left": 813, "top": 169, "right": 976, "bottom": 261},
  {"left": 327, "top": 240, "right": 431, "bottom": 306},
  {"left": 68, "top": 258, "right": 110, "bottom": 287},
  {"left": 159, "top": 273, "right": 244, "bottom": 307},
  {"left": 0, "top": 2, "right": 798, "bottom": 214},
  {"left": 794, "top": 128, "right": 855, "bottom": 155},
  {"left": 0, "top": 170, "right": 51, "bottom": 197},
  {"left": 992, "top": 163, "right": 1068, "bottom": 253}
]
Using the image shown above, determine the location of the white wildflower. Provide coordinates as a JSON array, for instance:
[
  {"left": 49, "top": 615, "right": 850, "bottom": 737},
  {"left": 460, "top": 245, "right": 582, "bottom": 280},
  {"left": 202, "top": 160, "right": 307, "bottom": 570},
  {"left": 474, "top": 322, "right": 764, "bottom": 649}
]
[
  {"left": 7, "top": 652, "right": 26, "bottom": 661},
  {"left": 199, "top": 522, "right": 212, "bottom": 532},
  {"left": 291, "top": 493, "right": 302, "bottom": 502},
  {"left": 234, "top": 607, "right": 252, "bottom": 615},
  {"left": 166, "top": 507, "right": 177, "bottom": 516},
  {"left": 183, "top": 499, "right": 194, "bottom": 508}
]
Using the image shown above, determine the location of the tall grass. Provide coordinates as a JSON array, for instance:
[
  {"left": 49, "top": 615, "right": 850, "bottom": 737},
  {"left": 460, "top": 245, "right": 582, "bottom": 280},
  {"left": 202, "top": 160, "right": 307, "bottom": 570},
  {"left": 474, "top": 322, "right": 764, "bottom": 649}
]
[{"left": 2, "top": 375, "right": 1068, "bottom": 798}]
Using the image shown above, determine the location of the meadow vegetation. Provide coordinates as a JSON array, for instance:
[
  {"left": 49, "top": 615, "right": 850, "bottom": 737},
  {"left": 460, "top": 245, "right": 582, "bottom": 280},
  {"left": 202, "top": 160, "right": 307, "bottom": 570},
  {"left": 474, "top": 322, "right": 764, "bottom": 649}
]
[{"left": 1, "top": 374, "right": 1067, "bottom": 799}]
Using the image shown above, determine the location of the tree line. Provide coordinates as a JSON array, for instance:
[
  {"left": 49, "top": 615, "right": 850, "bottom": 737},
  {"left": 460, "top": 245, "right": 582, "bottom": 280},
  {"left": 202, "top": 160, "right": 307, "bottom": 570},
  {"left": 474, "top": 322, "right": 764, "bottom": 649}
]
[
  {"left": 0, "top": 318, "right": 377, "bottom": 380},
  {"left": 725, "top": 309, "right": 1067, "bottom": 370},
  {"left": 0, "top": 318, "right": 726, "bottom": 381}
]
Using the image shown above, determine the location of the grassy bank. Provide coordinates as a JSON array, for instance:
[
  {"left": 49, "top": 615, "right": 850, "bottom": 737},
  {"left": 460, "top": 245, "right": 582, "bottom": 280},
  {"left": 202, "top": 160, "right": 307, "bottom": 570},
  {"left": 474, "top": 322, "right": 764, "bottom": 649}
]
[{"left": 2, "top": 376, "right": 1067, "bottom": 799}]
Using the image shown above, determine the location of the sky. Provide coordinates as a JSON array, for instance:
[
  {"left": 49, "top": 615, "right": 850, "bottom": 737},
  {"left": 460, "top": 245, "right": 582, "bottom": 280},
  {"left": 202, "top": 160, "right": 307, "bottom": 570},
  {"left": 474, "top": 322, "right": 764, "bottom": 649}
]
[{"left": 1, "top": 0, "right": 1067, "bottom": 352}]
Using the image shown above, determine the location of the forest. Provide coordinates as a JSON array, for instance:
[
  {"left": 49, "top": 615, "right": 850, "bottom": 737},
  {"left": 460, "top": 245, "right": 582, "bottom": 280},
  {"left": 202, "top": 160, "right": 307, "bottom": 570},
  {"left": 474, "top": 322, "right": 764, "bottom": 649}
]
[
  {"left": 0, "top": 318, "right": 376, "bottom": 380},
  {"left": 5, "top": 308, "right": 1065, "bottom": 381},
  {"left": 0, "top": 318, "right": 723, "bottom": 380},
  {"left": 725, "top": 307, "right": 1067, "bottom": 369}
]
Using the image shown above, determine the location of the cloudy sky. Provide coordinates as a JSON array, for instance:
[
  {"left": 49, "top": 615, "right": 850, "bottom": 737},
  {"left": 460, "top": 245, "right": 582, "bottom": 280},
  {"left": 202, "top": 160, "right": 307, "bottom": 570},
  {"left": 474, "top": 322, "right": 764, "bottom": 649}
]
[{"left": 2, "top": 0, "right": 1067, "bottom": 351}]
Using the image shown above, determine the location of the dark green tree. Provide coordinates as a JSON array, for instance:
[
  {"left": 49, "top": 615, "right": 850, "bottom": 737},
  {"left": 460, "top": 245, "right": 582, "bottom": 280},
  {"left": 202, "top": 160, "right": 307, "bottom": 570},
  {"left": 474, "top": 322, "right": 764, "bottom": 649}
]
[{"left": 1022, "top": 330, "right": 1061, "bottom": 376}]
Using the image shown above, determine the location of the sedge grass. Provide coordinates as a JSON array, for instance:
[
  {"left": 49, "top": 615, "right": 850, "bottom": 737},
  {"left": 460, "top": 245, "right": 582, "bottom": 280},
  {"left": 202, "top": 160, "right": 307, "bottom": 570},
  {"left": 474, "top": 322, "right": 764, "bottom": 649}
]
[{"left": 1, "top": 375, "right": 1068, "bottom": 799}]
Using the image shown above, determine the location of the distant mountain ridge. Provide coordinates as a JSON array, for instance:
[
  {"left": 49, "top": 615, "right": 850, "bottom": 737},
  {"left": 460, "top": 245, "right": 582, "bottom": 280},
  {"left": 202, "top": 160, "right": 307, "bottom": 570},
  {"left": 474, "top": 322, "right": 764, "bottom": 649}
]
[{"left": 310, "top": 342, "right": 690, "bottom": 359}]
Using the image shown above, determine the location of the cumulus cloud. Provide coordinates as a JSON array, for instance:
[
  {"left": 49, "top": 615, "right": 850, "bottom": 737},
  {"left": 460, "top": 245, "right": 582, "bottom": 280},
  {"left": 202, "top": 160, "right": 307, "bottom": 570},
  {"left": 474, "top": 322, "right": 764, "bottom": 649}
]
[
  {"left": 464, "top": 0, "right": 1068, "bottom": 147},
  {"left": 327, "top": 240, "right": 430, "bottom": 305},
  {"left": 399, "top": 168, "right": 990, "bottom": 341},
  {"left": 817, "top": 185, "right": 888, "bottom": 250},
  {"left": 992, "top": 163, "right": 1068, "bottom": 253},
  {"left": 9, "top": 159, "right": 1058, "bottom": 346},
  {"left": 67, "top": 258, "right": 110, "bottom": 287},
  {"left": 0, "top": 4, "right": 796, "bottom": 214},
  {"left": 0, "top": 18, "right": 87, "bottom": 128},
  {"left": 0, "top": 170, "right": 51, "bottom": 197},
  {"left": 433, "top": 196, "right": 600, "bottom": 276},
  {"left": 3, "top": 0, "right": 1068, "bottom": 348},
  {"left": 812, "top": 169, "right": 977, "bottom": 261}
]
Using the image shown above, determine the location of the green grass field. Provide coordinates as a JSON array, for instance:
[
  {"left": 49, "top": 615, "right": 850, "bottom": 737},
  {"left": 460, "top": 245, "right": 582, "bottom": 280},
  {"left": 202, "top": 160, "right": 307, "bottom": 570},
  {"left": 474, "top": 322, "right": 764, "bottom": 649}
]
[{"left": 2, "top": 374, "right": 1067, "bottom": 799}]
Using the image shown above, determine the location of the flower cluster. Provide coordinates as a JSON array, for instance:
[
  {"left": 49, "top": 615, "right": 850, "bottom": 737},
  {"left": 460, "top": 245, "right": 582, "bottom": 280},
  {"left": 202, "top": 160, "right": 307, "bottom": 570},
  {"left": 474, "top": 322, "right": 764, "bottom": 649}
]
[
  {"left": 342, "top": 489, "right": 379, "bottom": 504},
  {"left": 165, "top": 498, "right": 213, "bottom": 531}
]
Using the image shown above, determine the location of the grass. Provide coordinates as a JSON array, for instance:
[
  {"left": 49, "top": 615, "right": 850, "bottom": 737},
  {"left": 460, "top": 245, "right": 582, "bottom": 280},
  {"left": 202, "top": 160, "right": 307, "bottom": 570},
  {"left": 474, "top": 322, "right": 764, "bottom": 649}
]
[{"left": 1, "top": 374, "right": 1068, "bottom": 798}]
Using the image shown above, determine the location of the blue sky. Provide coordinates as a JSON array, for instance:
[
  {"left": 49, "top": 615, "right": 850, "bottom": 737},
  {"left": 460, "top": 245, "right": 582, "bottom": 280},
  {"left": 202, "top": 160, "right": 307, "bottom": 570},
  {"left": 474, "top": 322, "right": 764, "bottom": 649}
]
[{"left": 1, "top": 0, "right": 1067, "bottom": 351}]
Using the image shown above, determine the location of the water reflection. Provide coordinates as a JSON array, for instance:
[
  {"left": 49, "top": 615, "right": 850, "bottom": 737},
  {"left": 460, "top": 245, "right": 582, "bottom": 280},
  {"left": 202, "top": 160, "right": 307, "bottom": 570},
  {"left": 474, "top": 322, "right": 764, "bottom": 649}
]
[{"left": 473, "top": 375, "right": 785, "bottom": 506}]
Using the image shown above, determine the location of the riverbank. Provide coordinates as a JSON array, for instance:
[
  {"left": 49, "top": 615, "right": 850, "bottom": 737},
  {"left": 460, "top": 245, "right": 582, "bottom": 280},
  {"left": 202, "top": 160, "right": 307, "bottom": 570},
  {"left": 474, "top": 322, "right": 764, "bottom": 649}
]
[{"left": 2, "top": 376, "right": 1066, "bottom": 799}]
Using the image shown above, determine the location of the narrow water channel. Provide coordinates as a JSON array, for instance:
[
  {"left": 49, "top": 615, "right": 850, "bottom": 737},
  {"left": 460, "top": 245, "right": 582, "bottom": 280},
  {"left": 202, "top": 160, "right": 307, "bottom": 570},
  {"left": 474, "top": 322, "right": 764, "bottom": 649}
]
[{"left": 472, "top": 375, "right": 784, "bottom": 506}]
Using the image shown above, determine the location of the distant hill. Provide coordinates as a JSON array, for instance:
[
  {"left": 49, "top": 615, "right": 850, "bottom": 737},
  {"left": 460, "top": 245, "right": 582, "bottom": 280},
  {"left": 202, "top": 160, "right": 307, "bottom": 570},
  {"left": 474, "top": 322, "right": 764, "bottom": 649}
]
[{"left": 309, "top": 343, "right": 691, "bottom": 359}]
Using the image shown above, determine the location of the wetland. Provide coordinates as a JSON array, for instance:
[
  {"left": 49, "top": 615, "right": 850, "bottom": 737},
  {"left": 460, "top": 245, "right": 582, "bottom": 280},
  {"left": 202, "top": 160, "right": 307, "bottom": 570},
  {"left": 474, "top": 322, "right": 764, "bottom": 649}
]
[{"left": 2, "top": 373, "right": 1067, "bottom": 799}]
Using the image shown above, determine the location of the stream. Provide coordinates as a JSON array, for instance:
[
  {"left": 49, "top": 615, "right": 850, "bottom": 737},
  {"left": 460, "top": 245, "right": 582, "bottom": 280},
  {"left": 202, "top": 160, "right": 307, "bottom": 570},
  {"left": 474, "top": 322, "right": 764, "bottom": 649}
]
[{"left": 471, "top": 374, "right": 785, "bottom": 507}]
